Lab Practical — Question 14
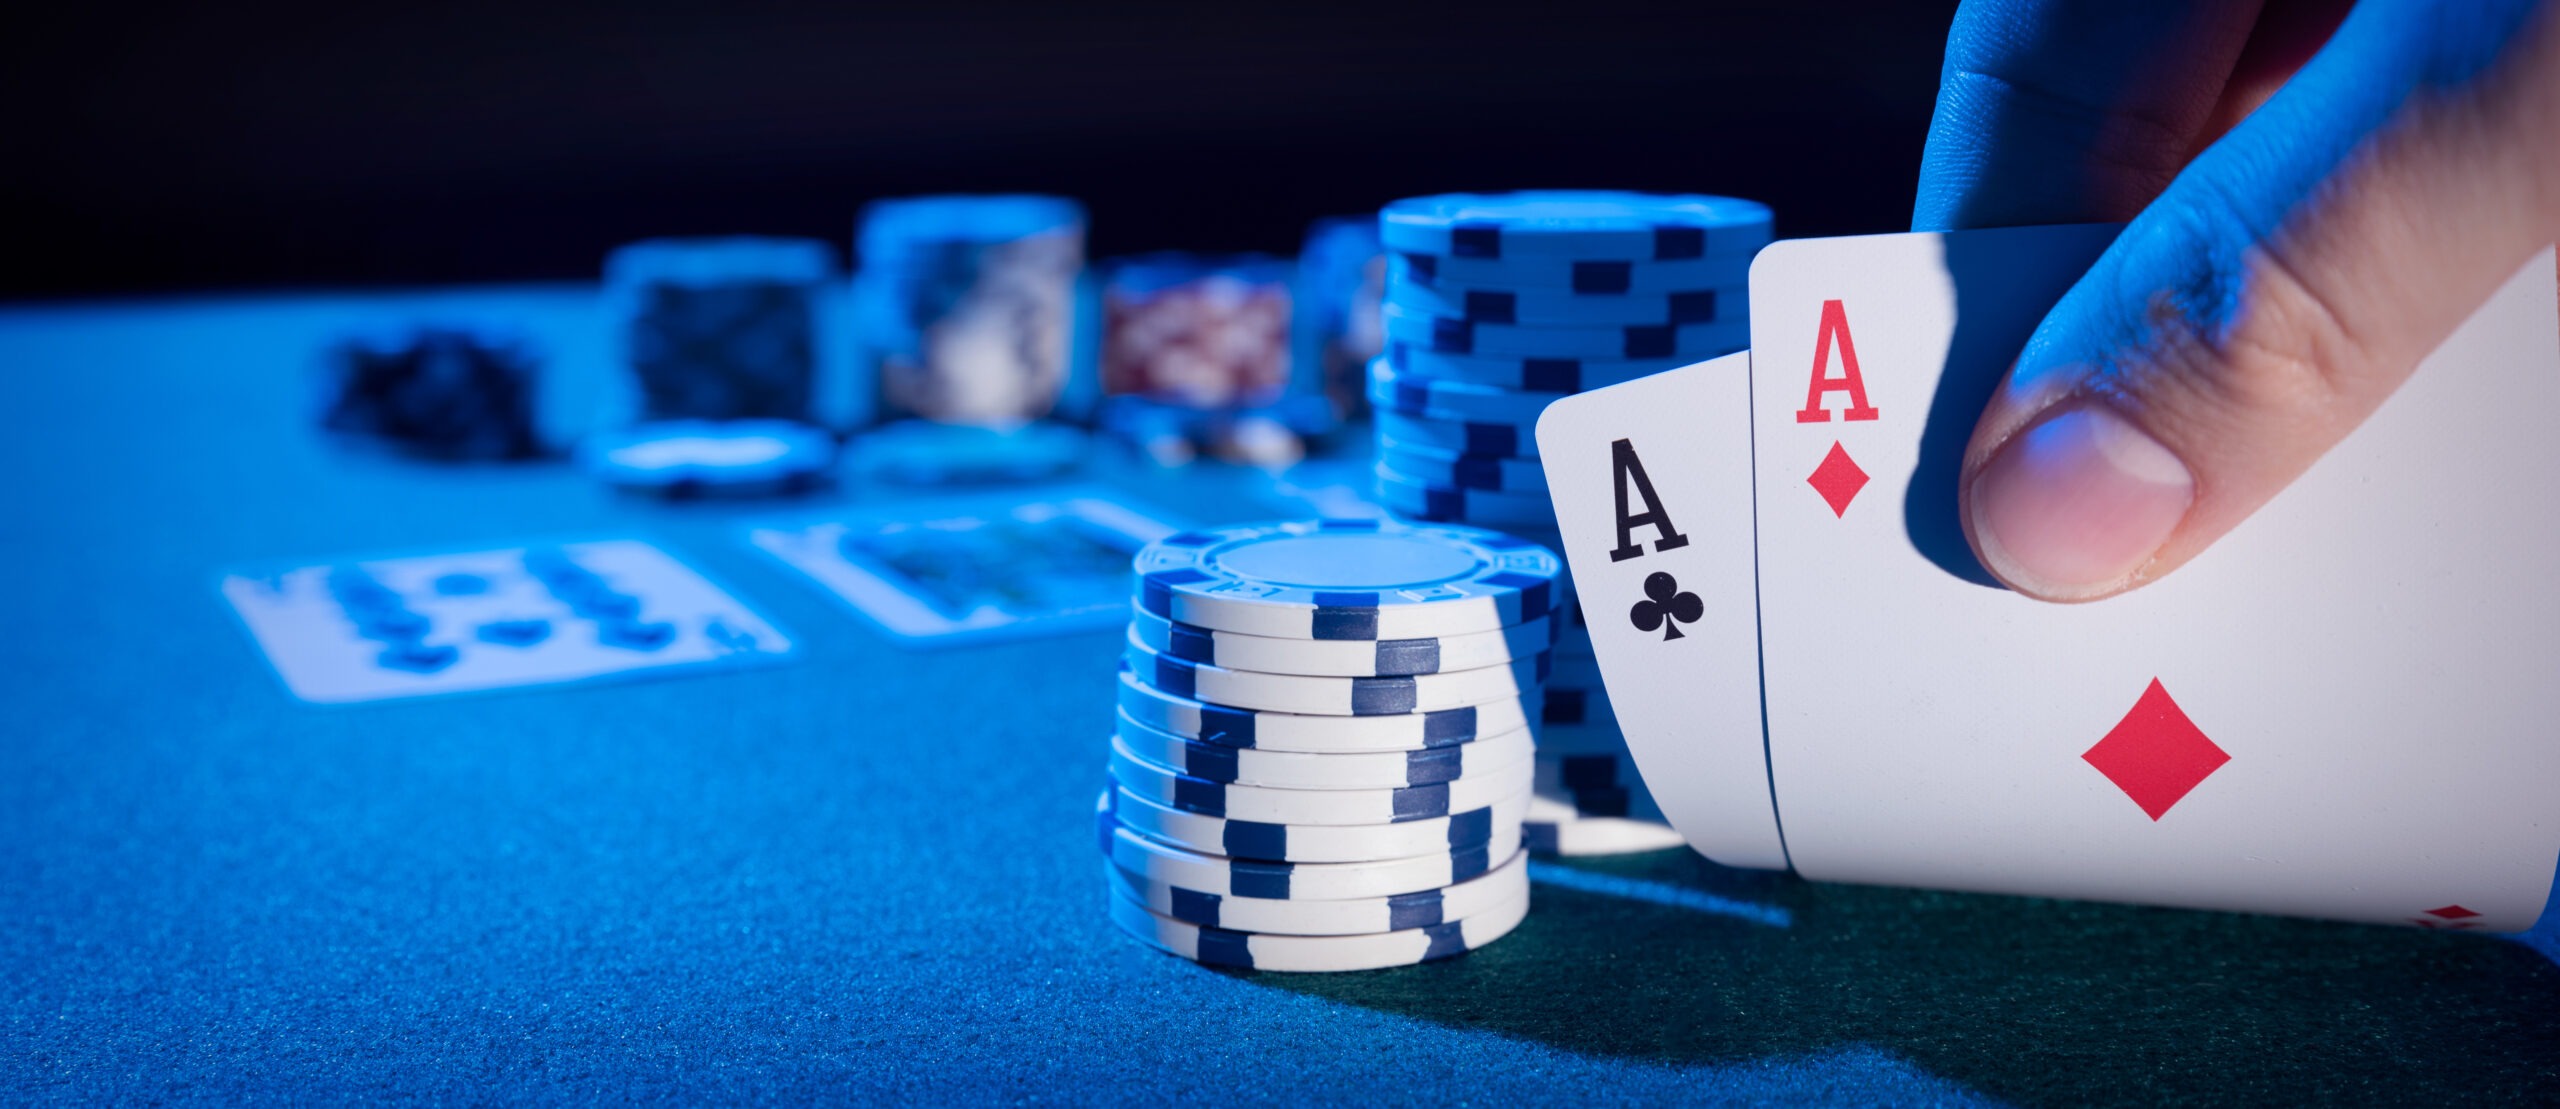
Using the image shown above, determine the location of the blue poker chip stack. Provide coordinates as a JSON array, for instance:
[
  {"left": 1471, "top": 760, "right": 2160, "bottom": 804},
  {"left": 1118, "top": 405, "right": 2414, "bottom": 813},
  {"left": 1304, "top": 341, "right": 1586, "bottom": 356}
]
[
  {"left": 1101, "top": 519, "right": 1559, "bottom": 971},
  {"left": 605, "top": 236, "right": 836, "bottom": 424},
  {"left": 1373, "top": 190, "right": 1772, "bottom": 854},
  {"left": 852, "top": 195, "right": 1086, "bottom": 427}
]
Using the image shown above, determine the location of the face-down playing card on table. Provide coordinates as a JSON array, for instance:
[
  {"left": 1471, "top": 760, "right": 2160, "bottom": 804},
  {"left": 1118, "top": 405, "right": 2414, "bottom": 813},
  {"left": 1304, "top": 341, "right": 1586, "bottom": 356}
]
[{"left": 1544, "top": 224, "right": 2560, "bottom": 929}]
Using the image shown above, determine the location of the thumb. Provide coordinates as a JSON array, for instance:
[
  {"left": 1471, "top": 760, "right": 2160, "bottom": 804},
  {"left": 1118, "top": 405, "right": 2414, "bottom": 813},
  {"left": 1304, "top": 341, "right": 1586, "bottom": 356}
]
[{"left": 1959, "top": 0, "right": 2560, "bottom": 602}]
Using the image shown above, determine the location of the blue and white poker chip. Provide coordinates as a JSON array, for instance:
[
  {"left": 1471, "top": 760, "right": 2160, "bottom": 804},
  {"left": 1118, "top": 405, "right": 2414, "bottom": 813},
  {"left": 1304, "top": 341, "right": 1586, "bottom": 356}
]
[
  {"left": 1524, "top": 792, "right": 1685, "bottom": 856},
  {"left": 1116, "top": 708, "right": 1537, "bottom": 790},
  {"left": 1131, "top": 518, "right": 1561, "bottom": 640},
  {"left": 1386, "top": 278, "right": 1746, "bottom": 327},
  {"left": 1376, "top": 410, "right": 1541, "bottom": 460},
  {"left": 1379, "top": 191, "right": 1772, "bottom": 261},
  {"left": 1548, "top": 650, "right": 1605, "bottom": 689},
  {"left": 1538, "top": 682, "right": 1617, "bottom": 729},
  {"left": 1116, "top": 667, "right": 1538, "bottom": 753},
  {"left": 1110, "top": 735, "right": 1533, "bottom": 825},
  {"left": 1105, "top": 780, "right": 1526, "bottom": 862},
  {"left": 581, "top": 419, "right": 835, "bottom": 495},
  {"left": 1124, "top": 628, "right": 1548, "bottom": 717},
  {"left": 1103, "top": 846, "right": 1529, "bottom": 936},
  {"left": 1373, "top": 465, "right": 1558, "bottom": 528},
  {"left": 1381, "top": 305, "right": 1748, "bottom": 361},
  {"left": 1392, "top": 250, "right": 1767, "bottom": 294},
  {"left": 1384, "top": 344, "right": 1693, "bottom": 393},
  {"left": 1377, "top": 439, "right": 1548, "bottom": 494},
  {"left": 1369, "top": 358, "right": 1559, "bottom": 423},
  {"left": 1128, "top": 606, "right": 1554, "bottom": 678},
  {"left": 1536, "top": 752, "right": 1666, "bottom": 822},
  {"left": 1097, "top": 789, "right": 1515, "bottom": 899},
  {"left": 1106, "top": 878, "right": 1528, "bottom": 972}
]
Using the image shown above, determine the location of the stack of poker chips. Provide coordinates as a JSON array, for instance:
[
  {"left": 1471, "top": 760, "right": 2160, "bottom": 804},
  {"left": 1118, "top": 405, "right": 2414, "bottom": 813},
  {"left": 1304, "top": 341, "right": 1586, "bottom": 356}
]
[
  {"left": 852, "top": 194, "right": 1085, "bottom": 427},
  {"left": 605, "top": 237, "right": 836, "bottom": 424},
  {"left": 1370, "top": 190, "right": 1773, "bottom": 855},
  {"left": 592, "top": 238, "right": 841, "bottom": 497},
  {"left": 1100, "top": 518, "right": 1558, "bottom": 971},
  {"left": 320, "top": 328, "right": 544, "bottom": 461},
  {"left": 1292, "top": 216, "right": 1387, "bottom": 422},
  {"left": 1099, "top": 253, "right": 1325, "bottom": 467}
]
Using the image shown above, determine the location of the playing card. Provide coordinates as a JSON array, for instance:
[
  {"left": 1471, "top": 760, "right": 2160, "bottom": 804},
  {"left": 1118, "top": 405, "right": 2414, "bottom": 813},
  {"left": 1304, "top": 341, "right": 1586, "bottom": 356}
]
[
  {"left": 1746, "top": 229, "right": 2560, "bottom": 929},
  {"left": 747, "top": 487, "right": 1182, "bottom": 647},
  {"left": 220, "top": 538, "right": 795, "bottom": 704},
  {"left": 1535, "top": 351, "right": 1786, "bottom": 871}
]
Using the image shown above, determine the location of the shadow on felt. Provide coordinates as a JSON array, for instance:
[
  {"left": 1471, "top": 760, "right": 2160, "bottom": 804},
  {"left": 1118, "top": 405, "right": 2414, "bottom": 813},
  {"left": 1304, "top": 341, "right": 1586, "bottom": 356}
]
[{"left": 1253, "top": 851, "right": 2560, "bottom": 1107}]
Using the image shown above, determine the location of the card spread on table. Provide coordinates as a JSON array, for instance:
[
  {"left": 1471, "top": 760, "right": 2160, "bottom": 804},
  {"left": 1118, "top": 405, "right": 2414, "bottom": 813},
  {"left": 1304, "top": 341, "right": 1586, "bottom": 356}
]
[
  {"left": 1541, "top": 226, "right": 2560, "bottom": 929},
  {"left": 746, "top": 487, "right": 1181, "bottom": 647},
  {"left": 220, "top": 539, "right": 795, "bottom": 704}
]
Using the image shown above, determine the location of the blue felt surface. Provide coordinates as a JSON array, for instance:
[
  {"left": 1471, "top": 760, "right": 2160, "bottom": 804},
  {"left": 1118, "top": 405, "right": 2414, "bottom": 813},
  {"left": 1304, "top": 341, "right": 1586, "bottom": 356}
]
[{"left": 3, "top": 288, "right": 2555, "bottom": 1106}]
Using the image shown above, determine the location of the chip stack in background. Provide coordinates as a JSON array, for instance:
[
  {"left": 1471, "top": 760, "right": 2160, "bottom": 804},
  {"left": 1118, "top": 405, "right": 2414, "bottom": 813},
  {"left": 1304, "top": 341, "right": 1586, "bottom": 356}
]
[
  {"left": 853, "top": 195, "right": 1085, "bottom": 428},
  {"left": 586, "top": 238, "right": 840, "bottom": 497},
  {"left": 1291, "top": 217, "right": 1387, "bottom": 423},
  {"left": 1101, "top": 519, "right": 1557, "bottom": 971},
  {"left": 1096, "top": 254, "right": 1328, "bottom": 468},
  {"left": 846, "top": 195, "right": 1089, "bottom": 483},
  {"left": 1370, "top": 191, "right": 1773, "bottom": 855}
]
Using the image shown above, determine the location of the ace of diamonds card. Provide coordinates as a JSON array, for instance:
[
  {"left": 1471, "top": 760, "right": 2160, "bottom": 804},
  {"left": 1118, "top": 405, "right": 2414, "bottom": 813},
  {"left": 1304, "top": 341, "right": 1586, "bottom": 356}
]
[{"left": 1543, "top": 227, "right": 2560, "bottom": 929}]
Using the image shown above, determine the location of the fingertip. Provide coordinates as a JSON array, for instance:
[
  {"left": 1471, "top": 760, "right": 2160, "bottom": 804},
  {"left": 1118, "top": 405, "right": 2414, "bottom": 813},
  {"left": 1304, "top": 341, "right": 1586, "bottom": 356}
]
[{"left": 1965, "top": 403, "right": 2196, "bottom": 602}]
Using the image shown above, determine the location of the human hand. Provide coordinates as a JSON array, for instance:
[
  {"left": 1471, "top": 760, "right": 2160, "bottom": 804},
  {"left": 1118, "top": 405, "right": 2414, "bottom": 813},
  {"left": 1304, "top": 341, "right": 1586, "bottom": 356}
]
[{"left": 1917, "top": 0, "right": 2560, "bottom": 601}]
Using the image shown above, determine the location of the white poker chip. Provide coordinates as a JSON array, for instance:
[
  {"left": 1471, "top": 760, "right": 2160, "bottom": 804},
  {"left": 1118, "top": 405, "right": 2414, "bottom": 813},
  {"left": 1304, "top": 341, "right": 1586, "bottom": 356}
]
[
  {"left": 1525, "top": 792, "right": 1686, "bottom": 856},
  {"left": 1369, "top": 358, "right": 1560, "bottom": 423},
  {"left": 1383, "top": 345, "right": 1691, "bottom": 393},
  {"left": 1116, "top": 708, "right": 1536, "bottom": 790},
  {"left": 1538, "top": 681, "right": 1616, "bottom": 729},
  {"left": 1107, "top": 875, "right": 1528, "bottom": 972},
  {"left": 1104, "top": 782, "right": 1527, "bottom": 863},
  {"left": 1129, "top": 606, "right": 1555, "bottom": 678},
  {"left": 1379, "top": 191, "right": 1772, "bottom": 261},
  {"left": 1534, "top": 719, "right": 1631, "bottom": 756},
  {"left": 1123, "top": 628, "right": 1546, "bottom": 717},
  {"left": 1373, "top": 465, "right": 1558, "bottom": 528},
  {"left": 580, "top": 419, "right": 835, "bottom": 496},
  {"left": 1106, "top": 877, "right": 1529, "bottom": 972},
  {"left": 1548, "top": 650, "right": 1605, "bottom": 689},
  {"left": 1116, "top": 668, "right": 1539, "bottom": 754},
  {"left": 1110, "top": 736, "right": 1533, "bottom": 826},
  {"left": 1103, "top": 847, "right": 1530, "bottom": 936},
  {"left": 1376, "top": 410, "right": 1541, "bottom": 460},
  {"left": 1378, "top": 438, "right": 1549, "bottom": 494},
  {"left": 1381, "top": 305, "right": 1748, "bottom": 362},
  {"left": 1385, "top": 277, "right": 1747, "bottom": 327},
  {"left": 1131, "top": 518, "right": 1561, "bottom": 640},
  {"left": 1390, "top": 250, "right": 1767, "bottom": 294},
  {"left": 1097, "top": 789, "right": 1519, "bottom": 899},
  {"left": 1534, "top": 754, "right": 1665, "bottom": 823}
]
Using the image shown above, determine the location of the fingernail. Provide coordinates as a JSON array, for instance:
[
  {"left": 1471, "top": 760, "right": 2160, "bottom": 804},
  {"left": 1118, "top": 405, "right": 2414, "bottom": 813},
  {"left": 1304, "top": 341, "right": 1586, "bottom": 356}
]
[{"left": 1969, "top": 405, "right": 2193, "bottom": 600}]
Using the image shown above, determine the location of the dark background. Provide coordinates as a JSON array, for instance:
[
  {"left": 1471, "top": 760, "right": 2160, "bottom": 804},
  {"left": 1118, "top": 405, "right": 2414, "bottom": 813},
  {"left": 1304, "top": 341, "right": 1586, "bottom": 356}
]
[{"left": 0, "top": 0, "right": 1960, "bottom": 300}]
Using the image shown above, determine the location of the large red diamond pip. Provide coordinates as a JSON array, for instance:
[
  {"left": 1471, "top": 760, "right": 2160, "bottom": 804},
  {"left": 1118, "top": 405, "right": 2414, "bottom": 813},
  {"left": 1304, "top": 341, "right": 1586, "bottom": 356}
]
[
  {"left": 1806, "top": 441, "right": 1868, "bottom": 517},
  {"left": 2082, "top": 678, "right": 2229, "bottom": 821}
]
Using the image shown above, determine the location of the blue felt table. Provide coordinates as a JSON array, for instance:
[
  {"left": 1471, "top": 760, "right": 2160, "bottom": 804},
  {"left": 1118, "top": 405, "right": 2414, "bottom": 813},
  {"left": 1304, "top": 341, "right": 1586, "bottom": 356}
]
[{"left": 4, "top": 288, "right": 2556, "bottom": 1106}]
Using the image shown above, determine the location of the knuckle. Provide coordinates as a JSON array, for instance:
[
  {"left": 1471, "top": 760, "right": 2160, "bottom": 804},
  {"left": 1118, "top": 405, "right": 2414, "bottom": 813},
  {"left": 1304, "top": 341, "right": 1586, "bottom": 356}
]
[{"left": 2111, "top": 182, "right": 2365, "bottom": 429}]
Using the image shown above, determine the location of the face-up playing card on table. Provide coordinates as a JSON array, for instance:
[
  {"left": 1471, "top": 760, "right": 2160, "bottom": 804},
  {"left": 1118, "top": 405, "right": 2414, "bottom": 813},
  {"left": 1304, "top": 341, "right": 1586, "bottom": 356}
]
[
  {"left": 220, "top": 538, "right": 795, "bottom": 704},
  {"left": 746, "top": 487, "right": 1182, "bottom": 647},
  {"left": 1748, "top": 230, "right": 2560, "bottom": 929}
]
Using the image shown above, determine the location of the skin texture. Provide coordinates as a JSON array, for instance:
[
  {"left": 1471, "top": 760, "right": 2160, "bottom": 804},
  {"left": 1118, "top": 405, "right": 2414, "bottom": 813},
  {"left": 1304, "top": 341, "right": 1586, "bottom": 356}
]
[{"left": 1916, "top": 0, "right": 2560, "bottom": 601}]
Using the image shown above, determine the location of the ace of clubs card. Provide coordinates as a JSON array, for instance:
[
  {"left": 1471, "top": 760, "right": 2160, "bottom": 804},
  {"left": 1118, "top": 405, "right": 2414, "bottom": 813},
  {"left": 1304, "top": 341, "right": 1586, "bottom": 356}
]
[{"left": 1544, "top": 226, "right": 2560, "bottom": 929}]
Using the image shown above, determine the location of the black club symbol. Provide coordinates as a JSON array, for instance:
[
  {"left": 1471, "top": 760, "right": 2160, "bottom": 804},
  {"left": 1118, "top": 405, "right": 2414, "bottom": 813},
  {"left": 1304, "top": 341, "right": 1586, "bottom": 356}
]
[{"left": 1629, "top": 571, "right": 1704, "bottom": 641}]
